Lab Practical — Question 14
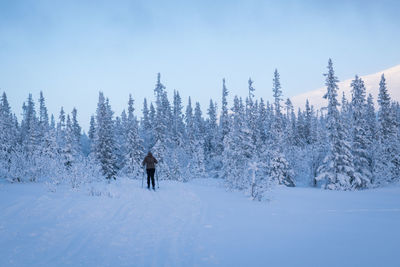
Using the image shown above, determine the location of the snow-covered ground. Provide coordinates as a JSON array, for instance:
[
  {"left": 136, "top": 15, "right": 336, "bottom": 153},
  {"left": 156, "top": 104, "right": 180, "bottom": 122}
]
[{"left": 0, "top": 178, "right": 399, "bottom": 267}]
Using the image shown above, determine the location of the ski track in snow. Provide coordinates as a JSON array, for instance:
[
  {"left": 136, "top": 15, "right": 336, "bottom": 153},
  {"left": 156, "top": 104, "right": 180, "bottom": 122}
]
[{"left": 0, "top": 179, "right": 399, "bottom": 267}]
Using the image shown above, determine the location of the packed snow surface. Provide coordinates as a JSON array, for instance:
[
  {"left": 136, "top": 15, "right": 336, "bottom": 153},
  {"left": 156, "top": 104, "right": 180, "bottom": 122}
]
[{"left": 0, "top": 178, "right": 399, "bottom": 267}]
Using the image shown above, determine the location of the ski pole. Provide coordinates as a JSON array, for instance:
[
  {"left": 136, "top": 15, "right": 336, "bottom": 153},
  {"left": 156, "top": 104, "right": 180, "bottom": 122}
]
[
  {"left": 156, "top": 168, "right": 159, "bottom": 188},
  {"left": 142, "top": 166, "right": 145, "bottom": 188}
]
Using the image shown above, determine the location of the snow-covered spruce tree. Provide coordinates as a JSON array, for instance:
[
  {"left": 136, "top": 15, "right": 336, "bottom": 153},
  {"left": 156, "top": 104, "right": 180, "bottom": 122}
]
[
  {"left": 223, "top": 96, "right": 248, "bottom": 190},
  {"left": 80, "top": 131, "right": 91, "bottom": 157},
  {"left": 265, "top": 101, "right": 275, "bottom": 141},
  {"left": 88, "top": 115, "right": 96, "bottom": 151},
  {"left": 38, "top": 91, "right": 49, "bottom": 139},
  {"left": 28, "top": 93, "right": 64, "bottom": 184},
  {"left": 36, "top": 92, "right": 66, "bottom": 182},
  {"left": 214, "top": 79, "right": 230, "bottom": 177},
  {"left": 340, "top": 91, "right": 354, "bottom": 161},
  {"left": 295, "top": 108, "right": 304, "bottom": 144},
  {"left": 377, "top": 74, "right": 396, "bottom": 141},
  {"left": 366, "top": 94, "right": 377, "bottom": 142},
  {"left": 341, "top": 92, "right": 352, "bottom": 126},
  {"left": 20, "top": 95, "right": 38, "bottom": 151},
  {"left": 114, "top": 115, "right": 126, "bottom": 170},
  {"left": 71, "top": 108, "right": 81, "bottom": 152},
  {"left": 268, "top": 69, "right": 295, "bottom": 187},
  {"left": 93, "top": 92, "right": 118, "bottom": 180},
  {"left": 304, "top": 99, "right": 313, "bottom": 145},
  {"left": 273, "top": 69, "right": 283, "bottom": 120},
  {"left": 140, "top": 98, "right": 154, "bottom": 150},
  {"left": 350, "top": 75, "right": 372, "bottom": 188},
  {"left": 204, "top": 100, "right": 220, "bottom": 177},
  {"left": 375, "top": 74, "right": 400, "bottom": 183},
  {"left": 174, "top": 100, "right": 188, "bottom": 181},
  {"left": 309, "top": 108, "right": 327, "bottom": 186},
  {"left": 316, "top": 59, "right": 355, "bottom": 190},
  {"left": 365, "top": 94, "right": 377, "bottom": 180},
  {"left": 194, "top": 102, "right": 205, "bottom": 139},
  {"left": 268, "top": 149, "right": 294, "bottom": 187},
  {"left": 246, "top": 80, "right": 272, "bottom": 199},
  {"left": 284, "top": 98, "right": 296, "bottom": 146},
  {"left": 395, "top": 102, "right": 400, "bottom": 136},
  {"left": 149, "top": 103, "right": 156, "bottom": 128},
  {"left": 246, "top": 78, "right": 258, "bottom": 146},
  {"left": 192, "top": 101, "right": 206, "bottom": 176},
  {"left": 41, "top": 123, "right": 64, "bottom": 184},
  {"left": 152, "top": 73, "right": 172, "bottom": 180},
  {"left": 256, "top": 98, "right": 267, "bottom": 145},
  {"left": 154, "top": 73, "right": 167, "bottom": 143},
  {"left": 172, "top": 90, "right": 185, "bottom": 147},
  {"left": 220, "top": 78, "right": 229, "bottom": 142},
  {"left": 248, "top": 97, "right": 273, "bottom": 199},
  {"left": 56, "top": 107, "right": 66, "bottom": 144},
  {"left": 63, "top": 115, "right": 75, "bottom": 169},
  {"left": 223, "top": 94, "right": 263, "bottom": 197},
  {"left": 19, "top": 94, "right": 43, "bottom": 182},
  {"left": 183, "top": 96, "right": 204, "bottom": 180},
  {"left": 0, "top": 92, "right": 18, "bottom": 180},
  {"left": 184, "top": 97, "right": 195, "bottom": 175},
  {"left": 123, "top": 94, "right": 144, "bottom": 179},
  {"left": 50, "top": 114, "right": 55, "bottom": 129},
  {"left": 185, "top": 97, "right": 194, "bottom": 143},
  {"left": 61, "top": 114, "right": 80, "bottom": 187},
  {"left": 283, "top": 101, "right": 310, "bottom": 186}
]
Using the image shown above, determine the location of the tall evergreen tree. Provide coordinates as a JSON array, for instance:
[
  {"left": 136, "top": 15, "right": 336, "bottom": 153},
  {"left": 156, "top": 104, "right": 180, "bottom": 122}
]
[
  {"left": 94, "top": 92, "right": 117, "bottom": 180},
  {"left": 366, "top": 94, "right": 377, "bottom": 142},
  {"left": 268, "top": 70, "right": 295, "bottom": 187},
  {"left": 220, "top": 78, "right": 229, "bottom": 141},
  {"left": 123, "top": 94, "right": 144, "bottom": 178},
  {"left": 205, "top": 100, "right": 221, "bottom": 176},
  {"left": 50, "top": 114, "right": 55, "bottom": 129},
  {"left": 273, "top": 69, "right": 283, "bottom": 117},
  {"left": 304, "top": 99, "right": 312, "bottom": 145},
  {"left": 89, "top": 115, "right": 96, "bottom": 141},
  {"left": 63, "top": 115, "right": 75, "bottom": 169},
  {"left": 350, "top": 75, "right": 372, "bottom": 188},
  {"left": 141, "top": 98, "right": 154, "bottom": 150},
  {"left": 21, "top": 94, "right": 40, "bottom": 154},
  {"left": 172, "top": 90, "right": 185, "bottom": 146},
  {"left": 38, "top": 91, "right": 49, "bottom": 132},
  {"left": 193, "top": 102, "right": 204, "bottom": 139},
  {"left": 0, "top": 92, "right": 16, "bottom": 179},
  {"left": 185, "top": 97, "right": 194, "bottom": 138},
  {"left": 316, "top": 59, "right": 355, "bottom": 190},
  {"left": 376, "top": 74, "right": 400, "bottom": 182}
]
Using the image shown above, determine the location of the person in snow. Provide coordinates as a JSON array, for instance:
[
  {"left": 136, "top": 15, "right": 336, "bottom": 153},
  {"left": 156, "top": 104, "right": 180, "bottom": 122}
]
[{"left": 142, "top": 152, "right": 158, "bottom": 189}]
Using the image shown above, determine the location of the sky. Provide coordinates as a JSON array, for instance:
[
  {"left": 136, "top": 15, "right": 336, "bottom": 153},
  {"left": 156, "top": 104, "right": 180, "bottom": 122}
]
[{"left": 1, "top": 0, "right": 400, "bottom": 130}]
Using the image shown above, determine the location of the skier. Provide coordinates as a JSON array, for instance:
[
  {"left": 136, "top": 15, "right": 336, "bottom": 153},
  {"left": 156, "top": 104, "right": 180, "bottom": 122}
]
[{"left": 142, "top": 151, "right": 158, "bottom": 190}]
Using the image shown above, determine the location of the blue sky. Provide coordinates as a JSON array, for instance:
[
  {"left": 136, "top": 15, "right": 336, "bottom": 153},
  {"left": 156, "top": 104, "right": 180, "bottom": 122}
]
[{"left": 1, "top": 0, "right": 399, "bottom": 129}]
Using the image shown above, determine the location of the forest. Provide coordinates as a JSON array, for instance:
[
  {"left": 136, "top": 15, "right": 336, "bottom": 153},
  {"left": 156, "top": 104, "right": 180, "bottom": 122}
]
[{"left": 1, "top": 59, "right": 399, "bottom": 199}]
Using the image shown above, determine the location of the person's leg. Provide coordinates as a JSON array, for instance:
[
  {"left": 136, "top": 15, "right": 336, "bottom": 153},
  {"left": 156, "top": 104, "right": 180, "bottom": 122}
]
[
  {"left": 150, "top": 169, "right": 156, "bottom": 188},
  {"left": 146, "top": 169, "right": 151, "bottom": 188}
]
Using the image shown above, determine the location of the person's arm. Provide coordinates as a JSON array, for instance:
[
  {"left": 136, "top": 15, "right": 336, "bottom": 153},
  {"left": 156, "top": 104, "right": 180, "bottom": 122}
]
[
  {"left": 154, "top": 157, "right": 158, "bottom": 164},
  {"left": 142, "top": 158, "right": 146, "bottom": 166}
]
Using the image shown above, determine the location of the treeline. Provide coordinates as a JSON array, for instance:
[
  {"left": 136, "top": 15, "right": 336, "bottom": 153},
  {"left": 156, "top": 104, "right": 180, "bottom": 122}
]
[{"left": 0, "top": 59, "right": 399, "bottom": 198}]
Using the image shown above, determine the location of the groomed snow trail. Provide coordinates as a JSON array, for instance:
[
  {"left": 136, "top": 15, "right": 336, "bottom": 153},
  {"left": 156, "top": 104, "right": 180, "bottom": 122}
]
[{"left": 0, "top": 179, "right": 399, "bottom": 267}]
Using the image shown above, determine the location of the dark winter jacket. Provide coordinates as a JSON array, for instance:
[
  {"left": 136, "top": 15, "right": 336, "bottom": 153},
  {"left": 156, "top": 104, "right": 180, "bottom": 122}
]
[{"left": 142, "top": 153, "right": 158, "bottom": 170}]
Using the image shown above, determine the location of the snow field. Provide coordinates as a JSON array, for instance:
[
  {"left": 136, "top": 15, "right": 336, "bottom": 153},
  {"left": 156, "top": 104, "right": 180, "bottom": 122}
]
[{"left": 0, "top": 179, "right": 399, "bottom": 267}]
